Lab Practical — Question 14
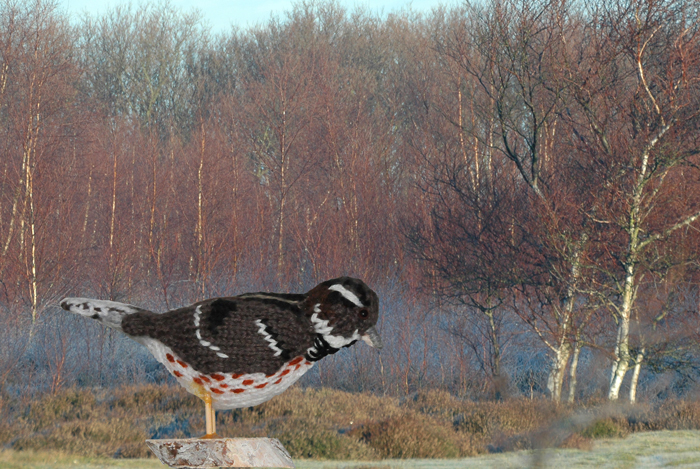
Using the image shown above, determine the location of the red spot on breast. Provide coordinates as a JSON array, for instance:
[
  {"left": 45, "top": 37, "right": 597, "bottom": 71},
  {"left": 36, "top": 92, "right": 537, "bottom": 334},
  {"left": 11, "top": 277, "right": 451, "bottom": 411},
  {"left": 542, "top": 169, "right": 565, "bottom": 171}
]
[
  {"left": 211, "top": 388, "right": 224, "bottom": 394},
  {"left": 211, "top": 374, "right": 225, "bottom": 381},
  {"left": 231, "top": 374, "right": 242, "bottom": 379},
  {"left": 173, "top": 370, "right": 183, "bottom": 378},
  {"left": 199, "top": 376, "right": 211, "bottom": 383},
  {"left": 166, "top": 354, "right": 175, "bottom": 363},
  {"left": 242, "top": 379, "right": 254, "bottom": 386},
  {"left": 305, "top": 361, "right": 312, "bottom": 366},
  {"left": 176, "top": 360, "right": 188, "bottom": 368},
  {"left": 279, "top": 369, "right": 290, "bottom": 377},
  {"left": 193, "top": 377, "right": 203, "bottom": 385},
  {"left": 288, "top": 357, "right": 304, "bottom": 366},
  {"left": 266, "top": 373, "right": 275, "bottom": 378},
  {"left": 220, "top": 384, "right": 229, "bottom": 388},
  {"left": 232, "top": 388, "right": 245, "bottom": 393},
  {"left": 255, "top": 383, "right": 268, "bottom": 389},
  {"left": 274, "top": 378, "right": 283, "bottom": 385},
  {"left": 295, "top": 364, "right": 301, "bottom": 370}
]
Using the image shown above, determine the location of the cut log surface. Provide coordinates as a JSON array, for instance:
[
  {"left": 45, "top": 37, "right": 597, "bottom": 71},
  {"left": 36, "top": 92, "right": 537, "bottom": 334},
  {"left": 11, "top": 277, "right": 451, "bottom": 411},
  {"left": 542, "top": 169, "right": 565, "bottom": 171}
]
[{"left": 145, "top": 438, "right": 295, "bottom": 468}]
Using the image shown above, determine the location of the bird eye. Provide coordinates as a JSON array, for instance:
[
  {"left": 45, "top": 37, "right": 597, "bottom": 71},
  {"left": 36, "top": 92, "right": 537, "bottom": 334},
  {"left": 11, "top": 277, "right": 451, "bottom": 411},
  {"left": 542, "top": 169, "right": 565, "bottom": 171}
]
[{"left": 359, "top": 309, "right": 369, "bottom": 318}]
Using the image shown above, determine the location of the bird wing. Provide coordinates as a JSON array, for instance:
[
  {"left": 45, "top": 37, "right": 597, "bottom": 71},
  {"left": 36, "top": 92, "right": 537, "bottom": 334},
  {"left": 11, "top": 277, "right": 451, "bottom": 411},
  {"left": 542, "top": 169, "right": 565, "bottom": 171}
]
[{"left": 128, "top": 297, "right": 313, "bottom": 376}]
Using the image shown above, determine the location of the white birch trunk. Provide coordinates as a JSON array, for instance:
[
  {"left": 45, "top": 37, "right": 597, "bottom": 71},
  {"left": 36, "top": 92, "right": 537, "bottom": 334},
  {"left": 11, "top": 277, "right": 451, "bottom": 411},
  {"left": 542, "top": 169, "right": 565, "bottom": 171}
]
[
  {"left": 26, "top": 136, "right": 38, "bottom": 327},
  {"left": 629, "top": 348, "right": 645, "bottom": 403},
  {"left": 196, "top": 123, "right": 205, "bottom": 293},
  {"left": 567, "top": 340, "right": 581, "bottom": 403},
  {"left": 609, "top": 237, "right": 638, "bottom": 400},
  {"left": 546, "top": 342, "right": 570, "bottom": 402},
  {"left": 608, "top": 304, "right": 632, "bottom": 400},
  {"left": 82, "top": 168, "right": 93, "bottom": 238},
  {"left": 548, "top": 234, "right": 586, "bottom": 401}
]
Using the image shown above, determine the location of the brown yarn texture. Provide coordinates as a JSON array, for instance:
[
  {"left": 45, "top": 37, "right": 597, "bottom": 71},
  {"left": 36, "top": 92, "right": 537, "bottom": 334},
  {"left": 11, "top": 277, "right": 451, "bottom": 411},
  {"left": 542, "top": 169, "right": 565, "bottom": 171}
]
[{"left": 121, "top": 277, "right": 379, "bottom": 376}]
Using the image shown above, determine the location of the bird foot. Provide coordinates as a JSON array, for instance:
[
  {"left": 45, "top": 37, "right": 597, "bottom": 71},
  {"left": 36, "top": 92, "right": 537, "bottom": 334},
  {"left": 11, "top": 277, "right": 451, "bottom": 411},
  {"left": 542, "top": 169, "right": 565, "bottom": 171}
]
[{"left": 199, "top": 432, "right": 220, "bottom": 439}]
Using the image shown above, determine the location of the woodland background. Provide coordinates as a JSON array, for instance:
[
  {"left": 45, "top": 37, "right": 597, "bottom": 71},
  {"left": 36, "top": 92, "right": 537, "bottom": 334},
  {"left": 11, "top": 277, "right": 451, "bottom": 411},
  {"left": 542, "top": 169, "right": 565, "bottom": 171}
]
[{"left": 1, "top": 0, "right": 700, "bottom": 407}]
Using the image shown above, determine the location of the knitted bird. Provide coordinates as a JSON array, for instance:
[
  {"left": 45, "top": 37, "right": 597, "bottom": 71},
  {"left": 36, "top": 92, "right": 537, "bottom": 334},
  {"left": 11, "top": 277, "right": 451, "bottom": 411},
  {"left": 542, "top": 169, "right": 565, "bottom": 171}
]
[{"left": 60, "top": 277, "right": 382, "bottom": 437}]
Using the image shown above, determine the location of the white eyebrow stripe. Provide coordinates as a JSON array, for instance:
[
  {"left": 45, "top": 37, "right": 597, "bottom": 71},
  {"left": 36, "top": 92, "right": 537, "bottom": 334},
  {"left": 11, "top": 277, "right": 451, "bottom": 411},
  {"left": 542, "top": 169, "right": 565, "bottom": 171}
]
[{"left": 328, "top": 284, "right": 363, "bottom": 307}]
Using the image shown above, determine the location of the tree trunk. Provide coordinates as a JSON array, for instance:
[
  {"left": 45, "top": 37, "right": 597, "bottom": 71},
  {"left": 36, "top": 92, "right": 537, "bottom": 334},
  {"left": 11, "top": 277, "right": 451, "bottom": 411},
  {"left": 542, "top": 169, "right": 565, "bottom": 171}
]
[
  {"left": 277, "top": 194, "right": 286, "bottom": 275},
  {"left": 609, "top": 312, "right": 631, "bottom": 400},
  {"left": 608, "top": 240, "right": 637, "bottom": 400},
  {"left": 548, "top": 234, "right": 585, "bottom": 401},
  {"left": 629, "top": 348, "right": 644, "bottom": 403},
  {"left": 196, "top": 122, "right": 205, "bottom": 295},
  {"left": 567, "top": 340, "right": 581, "bottom": 403},
  {"left": 109, "top": 146, "right": 118, "bottom": 255},
  {"left": 487, "top": 311, "right": 505, "bottom": 400},
  {"left": 22, "top": 62, "right": 42, "bottom": 328},
  {"left": 82, "top": 166, "right": 93, "bottom": 240},
  {"left": 149, "top": 143, "right": 157, "bottom": 251},
  {"left": 547, "top": 341, "right": 571, "bottom": 402},
  {"left": 26, "top": 137, "right": 38, "bottom": 326},
  {"left": 2, "top": 141, "right": 28, "bottom": 261}
]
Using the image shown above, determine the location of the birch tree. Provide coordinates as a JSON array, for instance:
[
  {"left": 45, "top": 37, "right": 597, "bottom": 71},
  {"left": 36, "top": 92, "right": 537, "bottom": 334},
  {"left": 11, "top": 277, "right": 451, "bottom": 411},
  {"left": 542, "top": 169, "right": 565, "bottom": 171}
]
[
  {"left": 0, "top": 0, "right": 76, "bottom": 325},
  {"left": 234, "top": 17, "right": 323, "bottom": 280},
  {"left": 423, "top": 0, "right": 593, "bottom": 402},
  {"left": 565, "top": 0, "right": 700, "bottom": 400}
]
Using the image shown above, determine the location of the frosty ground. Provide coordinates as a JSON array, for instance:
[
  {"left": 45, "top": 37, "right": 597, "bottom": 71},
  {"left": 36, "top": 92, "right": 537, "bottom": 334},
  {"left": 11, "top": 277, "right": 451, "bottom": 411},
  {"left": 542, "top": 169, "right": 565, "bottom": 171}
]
[{"left": 2, "top": 430, "right": 700, "bottom": 469}]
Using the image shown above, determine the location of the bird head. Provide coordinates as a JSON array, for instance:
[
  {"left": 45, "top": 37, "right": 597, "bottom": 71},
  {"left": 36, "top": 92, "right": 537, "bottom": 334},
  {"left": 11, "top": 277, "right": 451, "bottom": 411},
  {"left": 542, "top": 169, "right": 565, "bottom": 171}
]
[{"left": 303, "top": 277, "right": 383, "bottom": 351}]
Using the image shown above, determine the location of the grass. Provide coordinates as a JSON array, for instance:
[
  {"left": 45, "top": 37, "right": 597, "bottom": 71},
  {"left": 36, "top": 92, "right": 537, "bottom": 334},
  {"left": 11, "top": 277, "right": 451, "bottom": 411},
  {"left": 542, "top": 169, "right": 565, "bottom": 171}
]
[
  {"left": 4, "top": 385, "right": 700, "bottom": 463},
  {"left": 3, "top": 431, "right": 700, "bottom": 468}
]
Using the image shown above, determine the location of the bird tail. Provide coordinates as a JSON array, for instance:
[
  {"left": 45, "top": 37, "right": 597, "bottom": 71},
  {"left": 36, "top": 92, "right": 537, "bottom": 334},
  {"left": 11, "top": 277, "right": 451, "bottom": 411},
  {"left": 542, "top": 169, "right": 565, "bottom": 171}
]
[{"left": 60, "top": 297, "right": 151, "bottom": 332}]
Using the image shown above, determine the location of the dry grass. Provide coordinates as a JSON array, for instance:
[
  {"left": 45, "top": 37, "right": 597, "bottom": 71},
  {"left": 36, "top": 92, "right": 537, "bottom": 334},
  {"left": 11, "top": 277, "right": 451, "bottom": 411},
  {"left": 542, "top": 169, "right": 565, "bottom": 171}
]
[
  {"left": 4, "top": 385, "right": 700, "bottom": 461},
  {"left": 4, "top": 431, "right": 700, "bottom": 468}
]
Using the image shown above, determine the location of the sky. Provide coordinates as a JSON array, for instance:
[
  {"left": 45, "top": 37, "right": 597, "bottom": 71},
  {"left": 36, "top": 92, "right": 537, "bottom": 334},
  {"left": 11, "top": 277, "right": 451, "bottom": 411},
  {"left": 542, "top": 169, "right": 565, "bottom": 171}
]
[{"left": 58, "top": 0, "right": 451, "bottom": 34}]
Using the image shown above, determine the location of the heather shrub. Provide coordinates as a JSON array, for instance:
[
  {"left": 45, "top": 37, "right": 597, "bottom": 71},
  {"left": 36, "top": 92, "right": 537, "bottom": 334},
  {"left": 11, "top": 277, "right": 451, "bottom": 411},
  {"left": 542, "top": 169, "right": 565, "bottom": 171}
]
[
  {"left": 621, "top": 400, "right": 700, "bottom": 432},
  {"left": 112, "top": 384, "right": 191, "bottom": 411},
  {"left": 5, "top": 384, "right": 700, "bottom": 460},
  {"left": 655, "top": 400, "right": 700, "bottom": 430},
  {"left": 12, "top": 417, "right": 150, "bottom": 458},
  {"left": 3, "top": 386, "right": 196, "bottom": 458},
  {"left": 350, "top": 412, "right": 475, "bottom": 458},
  {"left": 558, "top": 433, "right": 593, "bottom": 450},
  {"left": 26, "top": 389, "right": 98, "bottom": 429},
  {"left": 404, "top": 389, "right": 464, "bottom": 419},
  {"left": 266, "top": 387, "right": 401, "bottom": 425},
  {"left": 269, "top": 417, "right": 378, "bottom": 459},
  {"left": 580, "top": 418, "right": 629, "bottom": 439},
  {"left": 451, "top": 398, "right": 566, "bottom": 441}
]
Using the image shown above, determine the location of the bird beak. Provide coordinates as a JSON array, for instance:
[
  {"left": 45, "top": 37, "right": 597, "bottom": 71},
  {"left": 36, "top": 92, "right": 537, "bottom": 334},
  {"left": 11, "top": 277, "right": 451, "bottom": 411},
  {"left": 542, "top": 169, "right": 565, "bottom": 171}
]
[{"left": 361, "top": 326, "right": 383, "bottom": 349}]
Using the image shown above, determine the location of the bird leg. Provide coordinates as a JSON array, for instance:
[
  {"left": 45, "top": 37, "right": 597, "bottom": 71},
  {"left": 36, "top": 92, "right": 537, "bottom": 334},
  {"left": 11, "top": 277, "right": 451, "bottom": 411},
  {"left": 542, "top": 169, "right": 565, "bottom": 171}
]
[{"left": 201, "top": 392, "right": 218, "bottom": 438}]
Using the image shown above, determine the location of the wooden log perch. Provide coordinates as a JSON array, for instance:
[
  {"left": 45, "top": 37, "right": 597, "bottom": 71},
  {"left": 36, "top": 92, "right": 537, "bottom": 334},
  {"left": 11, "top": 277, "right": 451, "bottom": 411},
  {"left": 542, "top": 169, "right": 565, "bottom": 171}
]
[{"left": 145, "top": 438, "right": 295, "bottom": 468}]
